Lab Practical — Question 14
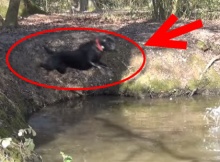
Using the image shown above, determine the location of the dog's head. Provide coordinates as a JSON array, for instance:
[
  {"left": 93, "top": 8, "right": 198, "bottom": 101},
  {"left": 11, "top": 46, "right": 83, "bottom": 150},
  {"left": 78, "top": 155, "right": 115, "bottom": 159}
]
[{"left": 97, "top": 35, "right": 116, "bottom": 52}]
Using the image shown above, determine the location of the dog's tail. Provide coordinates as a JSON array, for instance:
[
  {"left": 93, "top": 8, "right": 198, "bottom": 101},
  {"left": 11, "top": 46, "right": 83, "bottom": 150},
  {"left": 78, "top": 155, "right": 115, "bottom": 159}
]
[{"left": 43, "top": 46, "right": 56, "bottom": 55}]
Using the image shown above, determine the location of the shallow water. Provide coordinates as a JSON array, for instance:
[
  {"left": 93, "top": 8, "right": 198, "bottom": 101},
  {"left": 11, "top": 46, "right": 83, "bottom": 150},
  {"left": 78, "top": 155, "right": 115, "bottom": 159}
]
[{"left": 29, "top": 96, "right": 220, "bottom": 162}]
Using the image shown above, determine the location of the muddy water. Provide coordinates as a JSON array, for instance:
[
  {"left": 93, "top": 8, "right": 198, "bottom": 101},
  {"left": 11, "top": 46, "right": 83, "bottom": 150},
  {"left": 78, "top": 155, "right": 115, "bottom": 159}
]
[{"left": 29, "top": 96, "right": 220, "bottom": 162}]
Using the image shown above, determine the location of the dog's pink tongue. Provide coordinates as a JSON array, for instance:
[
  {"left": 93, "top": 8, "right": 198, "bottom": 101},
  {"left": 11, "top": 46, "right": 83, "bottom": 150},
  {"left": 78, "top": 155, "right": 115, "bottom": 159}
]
[{"left": 95, "top": 39, "right": 103, "bottom": 51}]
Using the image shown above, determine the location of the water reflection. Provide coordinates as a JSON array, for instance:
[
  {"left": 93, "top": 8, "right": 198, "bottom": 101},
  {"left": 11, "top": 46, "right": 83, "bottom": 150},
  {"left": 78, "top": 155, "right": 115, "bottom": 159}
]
[{"left": 29, "top": 96, "right": 220, "bottom": 162}]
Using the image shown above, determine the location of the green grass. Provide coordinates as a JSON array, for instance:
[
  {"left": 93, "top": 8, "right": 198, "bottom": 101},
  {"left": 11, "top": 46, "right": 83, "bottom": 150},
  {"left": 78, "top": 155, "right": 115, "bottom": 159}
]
[{"left": 0, "top": 6, "right": 8, "bottom": 18}]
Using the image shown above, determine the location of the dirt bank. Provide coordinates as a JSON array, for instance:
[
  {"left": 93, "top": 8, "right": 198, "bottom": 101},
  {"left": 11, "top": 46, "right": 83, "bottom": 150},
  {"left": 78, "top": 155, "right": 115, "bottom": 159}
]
[
  {"left": 0, "top": 13, "right": 220, "bottom": 132},
  {"left": 0, "top": 14, "right": 219, "bottom": 113},
  {"left": 1, "top": 15, "right": 219, "bottom": 100}
]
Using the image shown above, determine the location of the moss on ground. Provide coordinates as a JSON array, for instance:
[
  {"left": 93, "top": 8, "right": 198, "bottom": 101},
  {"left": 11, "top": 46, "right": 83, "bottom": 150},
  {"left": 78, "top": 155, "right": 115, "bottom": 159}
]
[
  {"left": 0, "top": 147, "right": 23, "bottom": 162},
  {"left": 120, "top": 75, "right": 181, "bottom": 97},
  {"left": 0, "top": 92, "right": 27, "bottom": 137},
  {"left": 0, "top": 6, "right": 8, "bottom": 17},
  {"left": 119, "top": 48, "right": 220, "bottom": 97},
  {"left": 0, "top": 0, "right": 8, "bottom": 17},
  {"left": 0, "top": 0, "right": 46, "bottom": 19},
  {"left": 0, "top": 92, "right": 39, "bottom": 162}
]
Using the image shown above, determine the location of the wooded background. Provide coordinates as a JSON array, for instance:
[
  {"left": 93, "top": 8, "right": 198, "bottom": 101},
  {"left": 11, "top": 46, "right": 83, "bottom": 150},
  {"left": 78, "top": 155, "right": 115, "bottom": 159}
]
[{"left": 0, "top": 0, "right": 220, "bottom": 27}]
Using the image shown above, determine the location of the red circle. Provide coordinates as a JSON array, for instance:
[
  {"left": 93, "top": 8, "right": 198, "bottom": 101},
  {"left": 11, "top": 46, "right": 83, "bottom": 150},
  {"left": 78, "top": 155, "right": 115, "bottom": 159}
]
[{"left": 5, "top": 27, "right": 146, "bottom": 91}]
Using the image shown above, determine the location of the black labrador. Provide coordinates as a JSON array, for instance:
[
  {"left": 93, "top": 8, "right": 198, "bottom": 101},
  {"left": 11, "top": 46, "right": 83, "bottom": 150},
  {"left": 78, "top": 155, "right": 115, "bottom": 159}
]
[{"left": 40, "top": 35, "right": 116, "bottom": 74}]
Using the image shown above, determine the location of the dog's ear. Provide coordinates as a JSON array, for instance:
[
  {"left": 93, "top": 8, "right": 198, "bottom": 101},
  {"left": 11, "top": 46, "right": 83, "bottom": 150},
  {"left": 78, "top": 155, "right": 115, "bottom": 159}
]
[{"left": 98, "top": 35, "right": 115, "bottom": 44}]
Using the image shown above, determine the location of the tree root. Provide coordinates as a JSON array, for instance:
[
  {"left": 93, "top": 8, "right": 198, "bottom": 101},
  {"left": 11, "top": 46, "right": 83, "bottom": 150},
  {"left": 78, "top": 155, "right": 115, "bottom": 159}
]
[
  {"left": 190, "top": 55, "right": 220, "bottom": 97},
  {"left": 200, "top": 54, "right": 220, "bottom": 79},
  {"left": 189, "top": 88, "right": 198, "bottom": 97}
]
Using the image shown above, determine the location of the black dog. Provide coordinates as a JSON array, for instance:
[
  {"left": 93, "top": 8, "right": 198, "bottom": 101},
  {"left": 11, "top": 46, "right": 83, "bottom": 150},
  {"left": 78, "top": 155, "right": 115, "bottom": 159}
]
[{"left": 40, "top": 35, "right": 116, "bottom": 74}]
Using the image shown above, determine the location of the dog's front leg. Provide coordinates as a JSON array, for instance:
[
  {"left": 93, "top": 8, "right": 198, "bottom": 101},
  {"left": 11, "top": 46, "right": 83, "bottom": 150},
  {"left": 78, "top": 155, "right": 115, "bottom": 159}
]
[
  {"left": 97, "top": 61, "right": 114, "bottom": 73},
  {"left": 96, "top": 61, "right": 114, "bottom": 77},
  {"left": 96, "top": 61, "right": 108, "bottom": 68},
  {"left": 90, "top": 61, "right": 107, "bottom": 75},
  {"left": 90, "top": 61, "right": 111, "bottom": 70},
  {"left": 90, "top": 61, "right": 103, "bottom": 69}
]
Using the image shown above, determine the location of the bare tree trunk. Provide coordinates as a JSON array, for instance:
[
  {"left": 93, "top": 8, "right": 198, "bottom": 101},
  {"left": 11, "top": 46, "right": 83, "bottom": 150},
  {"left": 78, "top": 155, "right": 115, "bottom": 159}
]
[
  {"left": 73, "top": 0, "right": 79, "bottom": 8},
  {"left": 22, "top": 0, "right": 47, "bottom": 17},
  {"left": 45, "top": 0, "right": 48, "bottom": 12},
  {"left": 152, "top": 0, "right": 165, "bottom": 20},
  {"left": 158, "top": 2, "right": 165, "bottom": 20},
  {"left": 91, "top": 0, "right": 102, "bottom": 11},
  {"left": 0, "top": 15, "right": 4, "bottom": 26},
  {"left": 4, "top": 0, "right": 21, "bottom": 27},
  {"left": 152, "top": 0, "right": 158, "bottom": 19},
  {"left": 171, "top": 0, "right": 179, "bottom": 15},
  {"left": 80, "top": 0, "right": 88, "bottom": 12}
]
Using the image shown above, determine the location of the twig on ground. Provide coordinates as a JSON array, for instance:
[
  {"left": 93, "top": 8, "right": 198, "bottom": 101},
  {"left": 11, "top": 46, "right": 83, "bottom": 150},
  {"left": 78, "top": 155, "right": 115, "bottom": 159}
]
[{"left": 200, "top": 54, "right": 220, "bottom": 79}]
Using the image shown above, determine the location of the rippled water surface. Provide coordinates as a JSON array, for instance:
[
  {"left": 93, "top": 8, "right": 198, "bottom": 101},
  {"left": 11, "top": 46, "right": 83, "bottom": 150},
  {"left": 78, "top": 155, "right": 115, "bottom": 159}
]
[{"left": 29, "top": 96, "right": 220, "bottom": 162}]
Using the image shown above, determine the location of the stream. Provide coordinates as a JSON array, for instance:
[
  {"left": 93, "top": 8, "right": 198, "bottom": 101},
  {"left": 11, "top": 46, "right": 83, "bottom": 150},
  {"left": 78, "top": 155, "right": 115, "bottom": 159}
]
[{"left": 29, "top": 96, "right": 220, "bottom": 162}]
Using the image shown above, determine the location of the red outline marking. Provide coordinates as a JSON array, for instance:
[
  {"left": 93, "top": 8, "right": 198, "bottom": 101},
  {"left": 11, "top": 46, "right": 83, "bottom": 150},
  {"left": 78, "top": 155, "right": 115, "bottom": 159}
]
[
  {"left": 145, "top": 14, "right": 203, "bottom": 49},
  {"left": 6, "top": 27, "right": 146, "bottom": 91}
]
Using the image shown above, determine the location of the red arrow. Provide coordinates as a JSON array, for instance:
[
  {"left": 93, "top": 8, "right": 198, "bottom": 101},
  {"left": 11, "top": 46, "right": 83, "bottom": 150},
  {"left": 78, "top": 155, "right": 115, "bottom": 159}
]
[{"left": 145, "top": 14, "right": 203, "bottom": 49}]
